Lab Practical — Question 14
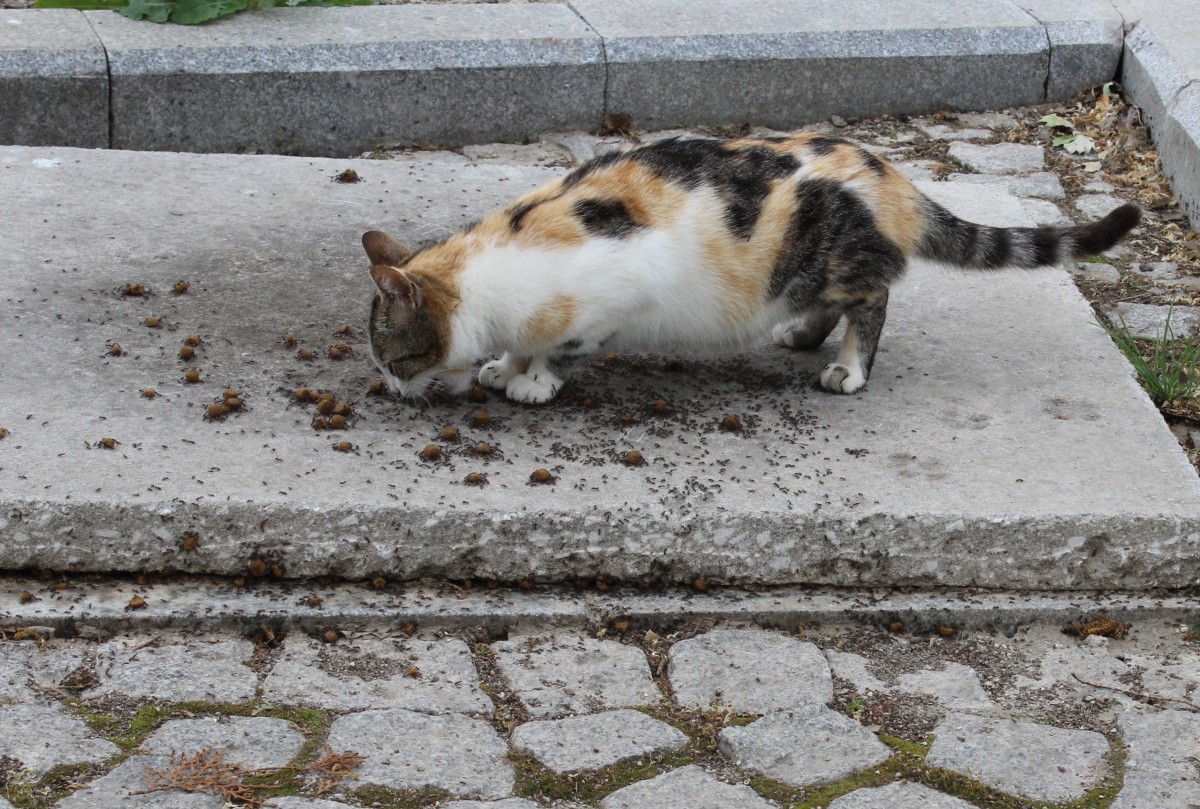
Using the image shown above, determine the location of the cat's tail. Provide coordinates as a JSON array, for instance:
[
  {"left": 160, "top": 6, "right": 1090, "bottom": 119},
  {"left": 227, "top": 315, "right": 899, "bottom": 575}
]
[{"left": 913, "top": 198, "right": 1140, "bottom": 269}]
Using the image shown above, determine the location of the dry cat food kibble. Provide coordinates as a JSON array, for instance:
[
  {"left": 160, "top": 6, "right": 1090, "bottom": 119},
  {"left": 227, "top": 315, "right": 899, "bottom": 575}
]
[
  {"left": 653, "top": 399, "right": 669, "bottom": 414},
  {"left": 223, "top": 388, "right": 239, "bottom": 401},
  {"left": 121, "top": 283, "right": 145, "bottom": 296},
  {"left": 368, "top": 379, "right": 385, "bottom": 395},
  {"left": 295, "top": 387, "right": 318, "bottom": 403},
  {"left": 336, "top": 324, "right": 353, "bottom": 336},
  {"left": 180, "top": 533, "right": 199, "bottom": 552},
  {"left": 0, "top": 428, "right": 8, "bottom": 440},
  {"left": 473, "top": 442, "right": 493, "bottom": 456},
  {"left": 334, "top": 169, "right": 360, "bottom": 184},
  {"left": 421, "top": 444, "right": 441, "bottom": 461},
  {"left": 464, "top": 472, "right": 488, "bottom": 486},
  {"left": 328, "top": 346, "right": 344, "bottom": 360},
  {"left": 179, "top": 345, "right": 195, "bottom": 360},
  {"left": 283, "top": 332, "right": 296, "bottom": 348},
  {"left": 97, "top": 437, "right": 118, "bottom": 449},
  {"left": 471, "top": 411, "right": 491, "bottom": 428},
  {"left": 322, "top": 630, "right": 340, "bottom": 643},
  {"left": 530, "top": 468, "right": 553, "bottom": 484},
  {"left": 184, "top": 335, "right": 202, "bottom": 347},
  {"left": 316, "top": 396, "right": 336, "bottom": 415},
  {"left": 144, "top": 316, "right": 161, "bottom": 328},
  {"left": 371, "top": 577, "right": 386, "bottom": 590},
  {"left": 107, "top": 343, "right": 124, "bottom": 356},
  {"left": 184, "top": 368, "right": 201, "bottom": 383},
  {"left": 334, "top": 441, "right": 354, "bottom": 453},
  {"left": 297, "top": 348, "right": 314, "bottom": 361},
  {"left": 305, "top": 595, "right": 323, "bottom": 607},
  {"left": 206, "top": 402, "right": 230, "bottom": 420},
  {"left": 312, "top": 417, "right": 328, "bottom": 430},
  {"left": 225, "top": 397, "right": 243, "bottom": 412},
  {"left": 128, "top": 596, "right": 146, "bottom": 610},
  {"left": 328, "top": 415, "right": 347, "bottom": 430},
  {"left": 173, "top": 280, "right": 189, "bottom": 295},
  {"left": 439, "top": 426, "right": 460, "bottom": 441},
  {"left": 248, "top": 559, "right": 268, "bottom": 577},
  {"left": 468, "top": 386, "right": 487, "bottom": 403},
  {"left": 720, "top": 415, "right": 742, "bottom": 431},
  {"left": 622, "top": 450, "right": 644, "bottom": 466}
]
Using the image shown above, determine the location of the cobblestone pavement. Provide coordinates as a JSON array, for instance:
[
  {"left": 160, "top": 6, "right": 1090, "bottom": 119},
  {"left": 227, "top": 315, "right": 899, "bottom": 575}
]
[{"left": 2, "top": 599, "right": 1199, "bottom": 808}]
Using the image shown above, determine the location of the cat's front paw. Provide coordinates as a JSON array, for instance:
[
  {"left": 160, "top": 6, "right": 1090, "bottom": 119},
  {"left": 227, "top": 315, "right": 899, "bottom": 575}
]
[
  {"left": 480, "top": 358, "right": 517, "bottom": 391},
  {"left": 772, "top": 321, "right": 803, "bottom": 349},
  {"left": 819, "top": 363, "right": 866, "bottom": 394},
  {"left": 506, "top": 372, "right": 560, "bottom": 404}
]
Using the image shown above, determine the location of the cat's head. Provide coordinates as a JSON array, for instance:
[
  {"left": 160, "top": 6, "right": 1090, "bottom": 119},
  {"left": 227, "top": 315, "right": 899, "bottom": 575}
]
[{"left": 362, "top": 230, "right": 469, "bottom": 399}]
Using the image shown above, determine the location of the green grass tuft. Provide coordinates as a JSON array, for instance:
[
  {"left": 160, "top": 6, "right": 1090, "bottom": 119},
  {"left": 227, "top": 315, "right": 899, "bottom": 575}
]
[{"left": 1097, "top": 308, "right": 1200, "bottom": 406}]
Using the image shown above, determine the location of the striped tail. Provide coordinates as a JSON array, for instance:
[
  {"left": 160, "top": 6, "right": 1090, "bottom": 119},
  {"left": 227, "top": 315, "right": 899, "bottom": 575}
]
[{"left": 915, "top": 199, "right": 1141, "bottom": 268}]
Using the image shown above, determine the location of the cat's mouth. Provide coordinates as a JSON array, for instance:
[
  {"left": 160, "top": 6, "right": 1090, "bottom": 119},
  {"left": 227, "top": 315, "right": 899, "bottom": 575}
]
[{"left": 384, "top": 368, "right": 472, "bottom": 401}]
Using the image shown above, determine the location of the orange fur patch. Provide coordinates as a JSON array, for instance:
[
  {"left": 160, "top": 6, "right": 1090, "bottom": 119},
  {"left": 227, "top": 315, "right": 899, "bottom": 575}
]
[{"left": 519, "top": 293, "right": 577, "bottom": 346}]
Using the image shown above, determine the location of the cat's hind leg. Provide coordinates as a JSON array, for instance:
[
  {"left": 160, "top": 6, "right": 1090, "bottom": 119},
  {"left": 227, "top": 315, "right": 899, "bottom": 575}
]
[
  {"left": 819, "top": 290, "right": 888, "bottom": 394},
  {"left": 772, "top": 307, "right": 842, "bottom": 350},
  {"left": 479, "top": 352, "right": 529, "bottom": 391},
  {"left": 505, "top": 355, "right": 563, "bottom": 404}
]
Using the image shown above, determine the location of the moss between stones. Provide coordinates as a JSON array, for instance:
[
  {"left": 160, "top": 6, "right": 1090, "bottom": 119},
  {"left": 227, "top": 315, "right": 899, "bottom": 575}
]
[{"left": 349, "top": 785, "right": 453, "bottom": 808}]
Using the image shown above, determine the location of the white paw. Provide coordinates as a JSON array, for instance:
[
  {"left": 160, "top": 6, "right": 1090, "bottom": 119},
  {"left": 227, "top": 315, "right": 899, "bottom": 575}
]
[
  {"left": 772, "top": 321, "right": 800, "bottom": 348},
  {"left": 479, "top": 359, "right": 516, "bottom": 390},
  {"left": 820, "top": 363, "right": 866, "bottom": 394},
  {"left": 506, "top": 372, "right": 560, "bottom": 404}
]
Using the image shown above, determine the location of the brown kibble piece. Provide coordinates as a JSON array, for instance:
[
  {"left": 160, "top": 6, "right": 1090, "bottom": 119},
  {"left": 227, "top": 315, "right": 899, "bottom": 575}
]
[
  {"left": 233, "top": 578, "right": 246, "bottom": 587},
  {"left": 334, "top": 441, "right": 353, "bottom": 453},
  {"left": 468, "top": 386, "right": 487, "bottom": 403},
  {"left": 653, "top": 399, "right": 669, "bottom": 414},
  {"left": 335, "top": 169, "right": 360, "bottom": 184},
  {"left": 581, "top": 397, "right": 595, "bottom": 408},
  {"left": 1072, "top": 617, "right": 1128, "bottom": 639},
  {"left": 471, "top": 411, "right": 490, "bottom": 428},
  {"left": 420, "top": 444, "right": 441, "bottom": 461},
  {"left": 439, "top": 426, "right": 459, "bottom": 441},
  {"left": 329, "top": 415, "right": 347, "bottom": 430},
  {"left": 295, "top": 387, "right": 316, "bottom": 402},
  {"left": 19, "top": 591, "right": 34, "bottom": 603},
  {"left": 98, "top": 437, "right": 118, "bottom": 449},
  {"left": 128, "top": 595, "right": 146, "bottom": 610},
  {"left": 720, "top": 415, "right": 742, "bottom": 432},
  {"left": 333, "top": 402, "right": 353, "bottom": 417},
  {"left": 270, "top": 563, "right": 284, "bottom": 578},
  {"left": 108, "top": 343, "right": 124, "bottom": 356},
  {"left": 518, "top": 580, "right": 533, "bottom": 591},
  {"left": 400, "top": 622, "right": 417, "bottom": 636},
  {"left": 474, "top": 442, "right": 492, "bottom": 455},
  {"left": 937, "top": 625, "right": 956, "bottom": 637},
  {"left": 371, "top": 577, "right": 386, "bottom": 590},
  {"left": 328, "top": 347, "right": 343, "bottom": 360},
  {"left": 283, "top": 332, "right": 296, "bottom": 348},
  {"left": 173, "top": 280, "right": 189, "bottom": 295},
  {"left": 312, "top": 417, "right": 328, "bottom": 430},
  {"left": 141, "top": 388, "right": 157, "bottom": 399},
  {"left": 207, "top": 402, "right": 229, "bottom": 419},
  {"left": 179, "top": 345, "right": 195, "bottom": 360},
  {"left": 336, "top": 324, "right": 352, "bottom": 336},
  {"left": 122, "top": 283, "right": 145, "bottom": 296},
  {"left": 316, "top": 397, "right": 335, "bottom": 415},
  {"left": 181, "top": 533, "right": 199, "bottom": 552},
  {"left": 297, "top": 348, "right": 314, "bottom": 361},
  {"left": 888, "top": 620, "right": 905, "bottom": 633},
  {"left": 184, "top": 335, "right": 202, "bottom": 347},
  {"left": 223, "top": 388, "right": 239, "bottom": 401},
  {"left": 464, "top": 472, "right": 487, "bottom": 486},
  {"left": 225, "top": 397, "right": 243, "bottom": 412},
  {"left": 248, "top": 559, "right": 268, "bottom": 577},
  {"left": 144, "top": 316, "right": 160, "bottom": 328},
  {"left": 530, "top": 468, "right": 553, "bottom": 484},
  {"left": 693, "top": 576, "right": 709, "bottom": 591},
  {"left": 0, "top": 428, "right": 8, "bottom": 439},
  {"left": 184, "top": 368, "right": 201, "bottom": 383},
  {"left": 323, "top": 629, "right": 339, "bottom": 643},
  {"left": 623, "top": 450, "right": 644, "bottom": 466},
  {"left": 305, "top": 595, "right": 323, "bottom": 607},
  {"left": 368, "top": 379, "right": 385, "bottom": 395},
  {"left": 613, "top": 617, "right": 631, "bottom": 633}
]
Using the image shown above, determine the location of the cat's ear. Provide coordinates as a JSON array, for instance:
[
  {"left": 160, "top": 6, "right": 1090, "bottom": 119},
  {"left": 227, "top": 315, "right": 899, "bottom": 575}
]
[
  {"left": 362, "top": 230, "right": 414, "bottom": 268},
  {"left": 371, "top": 265, "right": 423, "bottom": 310}
]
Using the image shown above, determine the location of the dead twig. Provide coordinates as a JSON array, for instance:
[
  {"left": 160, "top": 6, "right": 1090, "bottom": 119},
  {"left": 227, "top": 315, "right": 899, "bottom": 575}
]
[{"left": 1071, "top": 673, "right": 1200, "bottom": 713}]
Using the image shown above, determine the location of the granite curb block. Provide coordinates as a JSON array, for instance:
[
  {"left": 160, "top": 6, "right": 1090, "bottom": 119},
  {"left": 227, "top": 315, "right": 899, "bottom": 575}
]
[{"left": 2, "top": 1, "right": 1124, "bottom": 156}]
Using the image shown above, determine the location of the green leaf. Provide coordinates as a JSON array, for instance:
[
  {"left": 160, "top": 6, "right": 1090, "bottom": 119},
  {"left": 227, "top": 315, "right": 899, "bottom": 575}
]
[
  {"left": 168, "top": 0, "right": 245, "bottom": 23},
  {"left": 1063, "top": 134, "right": 1097, "bottom": 155},
  {"left": 1039, "top": 113, "right": 1075, "bottom": 131},
  {"left": 120, "top": 0, "right": 170, "bottom": 21},
  {"left": 1051, "top": 134, "right": 1078, "bottom": 148}
]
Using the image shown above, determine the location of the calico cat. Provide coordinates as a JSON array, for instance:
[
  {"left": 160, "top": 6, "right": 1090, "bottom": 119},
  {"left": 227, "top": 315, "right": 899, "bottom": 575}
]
[{"left": 363, "top": 132, "right": 1139, "bottom": 403}]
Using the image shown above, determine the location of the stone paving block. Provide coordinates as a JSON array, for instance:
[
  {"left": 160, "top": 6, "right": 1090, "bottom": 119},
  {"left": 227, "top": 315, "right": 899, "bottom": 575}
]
[
  {"left": 510, "top": 709, "right": 688, "bottom": 773},
  {"left": 916, "top": 125, "right": 993, "bottom": 141},
  {"left": 440, "top": 801, "right": 541, "bottom": 809},
  {"left": 84, "top": 5, "right": 604, "bottom": 157},
  {"left": 1104, "top": 302, "right": 1200, "bottom": 340},
  {"left": 1072, "top": 262, "right": 1122, "bottom": 284},
  {"left": 261, "top": 636, "right": 491, "bottom": 714},
  {"left": 57, "top": 716, "right": 304, "bottom": 809},
  {"left": 1130, "top": 261, "right": 1181, "bottom": 281},
  {"left": 955, "top": 112, "right": 1020, "bottom": 129},
  {"left": 327, "top": 708, "right": 513, "bottom": 799},
  {"left": 86, "top": 636, "right": 256, "bottom": 703},
  {"left": 0, "top": 10, "right": 107, "bottom": 148},
  {"left": 829, "top": 781, "right": 977, "bottom": 808},
  {"left": 1119, "top": 709, "right": 1200, "bottom": 777},
  {"left": 825, "top": 650, "right": 889, "bottom": 693},
  {"left": 947, "top": 141, "right": 1045, "bottom": 173},
  {"left": 913, "top": 181, "right": 1041, "bottom": 228},
  {"left": 269, "top": 800, "right": 356, "bottom": 809},
  {"left": 462, "top": 142, "right": 574, "bottom": 169},
  {"left": 895, "top": 663, "right": 994, "bottom": 711},
  {"left": 928, "top": 713, "right": 1109, "bottom": 802},
  {"left": 945, "top": 171, "right": 1065, "bottom": 199},
  {"left": 494, "top": 636, "right": 657, "bottom": 718},
  {"left": 0, "top": 797, "right": 12, "bottom": 809},
  {"left": 1076, "top": 193, "right": 1128, "bottom": 219},
  {"left": 599, "top": 764, "right": 777, "bottom": 809},
  {"left": 1111, "top": 768, "right": 1200, "bottom": 809},
  {"left": 0, "top": 700, "right": 119, "bottom": 779},
  {"left": 1015, "top": 0, "right": 1123, "bottom": 100},
  {"left": 718, "top": 705, "right": 891, "bottom": 788},
  {"left": 668, "top": 629, "right": 832, "bottom": 713},
  {"left": 1022, "top": 198, "right": 1073, "bottom": 226},
  {"left": 0, "top": 640, "right": 85, "bottom": 704},
  {"left": 571, "top": 0, "right": 1049, "bottom": 131},
  {"left": 1160, "top": 84, "right": 1200, "bottom": 230}
]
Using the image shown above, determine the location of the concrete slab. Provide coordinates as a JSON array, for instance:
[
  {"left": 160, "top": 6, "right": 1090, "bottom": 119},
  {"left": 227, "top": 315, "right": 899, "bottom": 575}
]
[
  {"left": 1015, "top": 0, "right": 1123, "bottom": 100},
  {"left": 0, "top": 10, "right": 107, "bottom": 148},
  {"left": 83, "top": 6, "right": 605, "bottom": 156},
  {"left": 1, "top": 145, "right": 1198, "bottom": 588},
  {"left": 570, "top": 0, "right": 1051, "bottom": 131}
]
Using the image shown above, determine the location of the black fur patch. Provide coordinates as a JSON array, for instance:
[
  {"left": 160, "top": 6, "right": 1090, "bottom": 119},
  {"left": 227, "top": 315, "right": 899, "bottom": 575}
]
[
  {"left": 508, "top": 202, "right": 539, "bottom": 232},
  {"left": 768, "top": 179, "right": 903, "bottom": 306},
  {"left": 806, "top": 136, "right": 848, "bottom": 156},
  {"left": 561, "top": 150, "right": 625, "bottom": 189},
  {"left": 574, "top": 198, "right": 643, "bottom": 239},
  {"left": 857, "top": 147, "right": 887, "bottom": 176},
  {"left": 621, "top": 138, "right": 799, "bottom": 239},
  {"left": 1029, "top": 228, "right": 1059, "bottom": 265}
]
